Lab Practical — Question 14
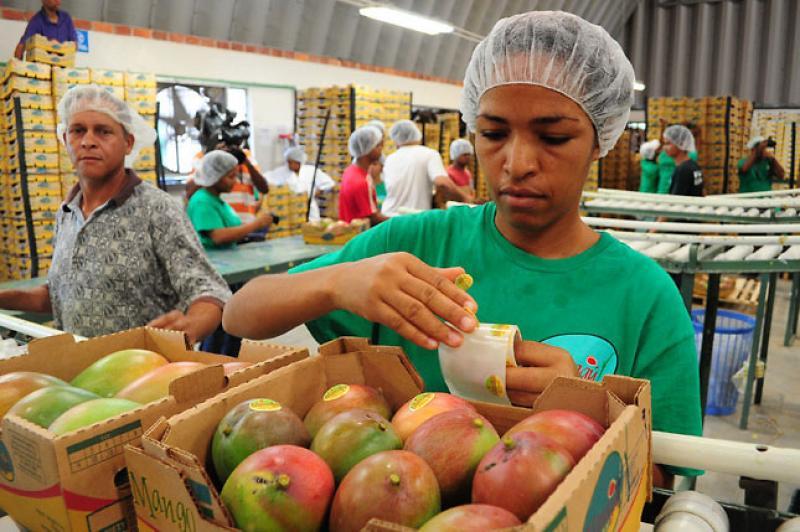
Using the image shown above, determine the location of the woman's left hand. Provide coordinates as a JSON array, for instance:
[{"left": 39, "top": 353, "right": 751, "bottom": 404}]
[{"left": 506, "top": 341, "right": 579, "bottom": 407}]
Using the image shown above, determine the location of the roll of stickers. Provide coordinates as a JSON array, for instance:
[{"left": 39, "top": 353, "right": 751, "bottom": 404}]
[{"left": 438, "top": 323, "right": 520, "bottom": 405}]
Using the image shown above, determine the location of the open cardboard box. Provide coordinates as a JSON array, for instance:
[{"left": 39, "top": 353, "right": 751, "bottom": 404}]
[
  {"left": 125, "top": 337, "right": 652, "bottom": 532},
  {"left": 0, "top": 326, "right": 308, "bottom": 531}
]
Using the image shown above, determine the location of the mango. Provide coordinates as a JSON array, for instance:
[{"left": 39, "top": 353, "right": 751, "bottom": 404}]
[
  {"left": 70, "top": 349, "right": 168, "bottom": 397},
  {"left": 0, "top": 372, "right": 67, "bottom": 417},
  {"left": 115, "top": 362, "right": 205, "bottom": 404},
  {"left": 8, "top": 385, "right": 98, "bottom": 428},
  {"left": 49, "top": 398, "right": 140, "bottom": 435}
]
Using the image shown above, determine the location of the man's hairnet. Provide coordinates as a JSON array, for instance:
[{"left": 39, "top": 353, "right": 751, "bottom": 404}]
[
  {"left": 663, "top": 125, "right": 696, "bottom": 153},
  {"left": 348, "top": 126, "right": 382, "bottom": 159},
  {"left": 367, "top": 119, "right": 386, "bottom": 136},
  {"left": 450, "top": 139, "right": 474, "bottom": 161},
  {"left": 57, "top": 84, "right": 157, "bottom": 166},
  {"left": 284, "top": 146, "right": 307, "bottom": 164},
  {"left": 459, "top": 11, "right": 635, "bottom": 157},
  {"left": 390, "top": 120, "right": 422, "bottom": 146},
  {"left": 747, "top": 136, "right": 766, "bottom": 150},
  {"left": 639, "top": 139, "right": 660, "bottom": 161},
  {"left": 195, "top": 150, "right": 238, "bottom": 187}
]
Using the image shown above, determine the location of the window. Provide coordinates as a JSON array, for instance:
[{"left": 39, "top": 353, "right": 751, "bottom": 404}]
[{"left": 156, "top": 82, "right": 249, "bottom": 181}]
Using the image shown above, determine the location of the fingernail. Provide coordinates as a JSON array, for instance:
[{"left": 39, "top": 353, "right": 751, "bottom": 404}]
[
  {"left": 426, "top": 338, "right": 438, "bottom": 350},
  {"left": 447, "top": 331, "right": 462, "bottom": 346},
  {"left": 460, "top": 316, "right": 476, "bottom": 331},
  {"left": 464, "top": 301, "right": 478, "bottom": 313}
]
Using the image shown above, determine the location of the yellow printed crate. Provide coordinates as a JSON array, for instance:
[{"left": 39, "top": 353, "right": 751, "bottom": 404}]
[
  {"left": 138, "top": 170, "right": 158, "bottom": 184},
  {"left": 6, "top": 108, "right": 56, "bottom": 129},
  {"left": 8, "top": 255, "right": 52, "bottom": 278},
  {"left": 3, "top": 92, "right": 54, "bottom": 112},
  {"left": 25, "top": 48, "right": 75, "bottom": 68},
  {"left": 24, "top": 34, "right": 76, "bottom": 55},
  {"left": 97, "top": 84, "right": 126, "bottom": 101},
  {"left": 5, "top": 238, "right": 54, "bottom": 258},
  {"left": 270, "top": 203, "right": 291, "bottom": 216},
  {"left": 2, "top": 76, "right": 51, "bottom": 98},
  {"left": 124, "top": 87, "right": 156, "bottom": 102},
  {"left": 132, "top": 147, "right": 156, "bottom": 170},
  {"left": 12, "top": 131, "right": 60, "bottom": 153},
  {"left": 52, "top": 67, "right": 91, "bottom": 85},
  {"left": 6, "top": 151, "right": 59, "bottom": 170},
  {"left": 2, "top": 58, "right": 52, "bottom": 81},
  {"left": 124, "top": 71, "right": 157, "bottom": 88},
  {"left": 8, "top": 179, "right": 63, "bottom": 198},
  {"left": 90, "top": 69, "right": 125, "bottom": 86},
  {"left": 127, "top": 99, "right": 156, "bottom": 114}
]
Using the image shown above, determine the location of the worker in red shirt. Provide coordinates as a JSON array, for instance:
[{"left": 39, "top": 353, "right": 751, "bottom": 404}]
[{"left": 338, "top": 126, "right": 387, "bottom": 226}]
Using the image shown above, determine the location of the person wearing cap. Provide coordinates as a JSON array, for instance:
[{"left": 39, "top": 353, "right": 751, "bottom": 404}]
[
  {"left": 639, "top": 140, "right": 660, "bottom": 193},
  {"left": 381, "top": 120, "right": 470, "bottom": 215},
  {"left": 737, "top": 137, "right": 785, "bottom": 193},
  {"left": 265, "top": 147, "right": 335, "bottom": 221},
  {"left": 663, "top": 125, "right": 704, "bottom": 197},
  {"left": 225, "top": 11, "right": 700, "bottom": 486},
  {"left": 187, "top": 150, "right": 274, "bottom": 250},
  {"left": 338, "top": 126, "right": 387, "bottom": 225},
  {"left": 437, "top": 138, "right": 476, "bottom": 207},
  {"left": 0, "top": 85, "right": 231, "bottom": 344},
  {"left": 14, "top": 0, "right": 77, "bottom": 60}
]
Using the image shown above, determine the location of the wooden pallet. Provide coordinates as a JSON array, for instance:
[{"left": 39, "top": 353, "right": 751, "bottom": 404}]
[{"left": 693, "top": 275, "right": 760, "bottom": 309}]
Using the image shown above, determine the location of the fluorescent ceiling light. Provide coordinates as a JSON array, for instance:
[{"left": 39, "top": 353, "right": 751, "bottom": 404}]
[
  {"left": 633, "top": 80, "right": 646, "bottom": 91},
  {"left": 359, "top": 6, "right": 454, "bottom": 35}
]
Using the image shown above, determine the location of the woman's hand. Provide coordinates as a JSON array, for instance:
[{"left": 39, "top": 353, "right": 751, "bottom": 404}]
[
  {"left": 329, "top": 252, "right": 478, "bottom": 350},
  {"left": 506, "top": 341, "right": 579, "bottom": 407}
]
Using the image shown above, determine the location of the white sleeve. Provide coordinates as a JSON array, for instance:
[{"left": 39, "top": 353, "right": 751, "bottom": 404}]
[
  {"left": 315, "top": 169, "right": 336, "bottom": 190},
  {"left": 427, "top": 149, "right": 447, "bottom": 183}
]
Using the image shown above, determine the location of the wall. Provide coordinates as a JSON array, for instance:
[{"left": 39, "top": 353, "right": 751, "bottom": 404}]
[{"left": 623, "top": 0, "right": 800, "bottom": 107}]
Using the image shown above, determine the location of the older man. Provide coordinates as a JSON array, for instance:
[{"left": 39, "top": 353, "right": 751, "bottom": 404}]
[
  {"left": 14, "top": 0, "right": 78, "bottom": 60},
  {"left": 0, "top": 85, "right": 230, "bottom": 343}
]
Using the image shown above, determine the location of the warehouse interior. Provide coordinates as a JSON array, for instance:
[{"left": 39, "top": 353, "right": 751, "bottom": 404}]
[{"left": 0, "top": 0, "right": 798, "bottom": 530}]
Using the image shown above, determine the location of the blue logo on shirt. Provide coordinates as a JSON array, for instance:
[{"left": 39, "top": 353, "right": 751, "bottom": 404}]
[{"left": 542, "top": 334, "right": 619, "bottom": 381}]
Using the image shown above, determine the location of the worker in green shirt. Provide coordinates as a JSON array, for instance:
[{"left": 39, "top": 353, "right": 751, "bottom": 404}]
[
  {"left": 657, "top": 146, "right": 698, "bottom": 193},
  {"left": 224, "top": 11, "right": 702, "bottom": 486},
  {"left": 639, "top": 139, "right": 660, "bottom": 193},
  {"left": 187, "top": 150, "right": 274, "bottom": 250},
  {"left": 738, "top": 136, "right": 785, "bottom": 193}
]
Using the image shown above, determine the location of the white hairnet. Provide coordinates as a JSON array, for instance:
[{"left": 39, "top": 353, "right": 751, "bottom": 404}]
[
  {"left": 195, "top": 150, "right": 238, "bottom": 187},
  {"left": 390, "top": 120, "right": 422, "bottom": 146},
  {"left": 57, "top": 84, "right": 157, "bottom": 167},
  {"left": 450, "top": 139, "right": 474, "bottom": 161},
  {"left": 460, "top": 11, "right": 635, "bottom": 157},
  {"left": 367, "top": 119, "right": 386, "bottom": 136},
  {"left": 348, "top": 125, "right": 382, "bottom": 159},
  {"left": 663, "top": 125, "right": 696, "bottom": 153},
  {"left": 747, "top": 136, "right": 766, "bottom": 150},
  {"left": 639, "top": 139, "right": 660, "bottom": 161},
  {"left": 284, "top": 146, "right": 307, "bottom": 164}
]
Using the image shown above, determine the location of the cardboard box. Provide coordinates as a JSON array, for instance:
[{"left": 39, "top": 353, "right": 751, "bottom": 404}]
[
  {"left": 0, "top": 327, "right": 308, "bottom": 531},
  {"left": 24, "top": 34, "right": 77, "bottom": 55},
  {"left": 124, "top": 72, "right": 157, "bottom": 89},
  {"left": 125, "top": 338, "right": 652, "bottom": 532},
  {"left": 90, "top": 69, "right": 125, "bottom": 87},
  {"left": 2, "top": 58, "right": 52, "bottom": 81},
  {"left": 26, "top": 48, "right": 76, "bottom": 68}
]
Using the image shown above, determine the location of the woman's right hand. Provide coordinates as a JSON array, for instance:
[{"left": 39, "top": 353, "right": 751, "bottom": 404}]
[
  {"left": 254, "top": 211, "right": 274, "bottom": 229},
  {"left": 328, "top": 252, "right": 478, "bottom": 350}
]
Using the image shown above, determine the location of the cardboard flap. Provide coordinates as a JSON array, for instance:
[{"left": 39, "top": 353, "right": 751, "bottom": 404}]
[
  {"left": 141, "top": 418, "right": 171, "bottom": 456},
  {"left": 359, "top": 351, "right": 424, "bottom": 410},
  {"left": 226, "top": 348, "right": 310, "bottom": 388},
  {"left": 24, "top": 332, "right": 78, "bottom": 356},
  {"left": 238, "top": 341, "right": 305, "bottom": 363},
  {"left": 471, "top": 401, "right": 533, "bottom": 436},
  {"left": 533, "top": 376, "right": 610, "bottom": 427},
  {"left": 169, "top": 365, "right": 227, "bottom": 404},
  {"left": 603, "top": 375, "right": 649, "bottom": 406},
  {"left": 318, "top": 336, "right": 370, "bottom": 356}
]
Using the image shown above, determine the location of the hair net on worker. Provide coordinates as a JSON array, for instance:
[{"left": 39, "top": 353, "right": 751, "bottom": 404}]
[
  {"left": 390, "top": 120, "right": 422, "bottom": 146},
  {"left": 284, "top": 146, "right": 307, "bottom": 164},
  {"left": 460, "top": 11, "right": 635, "bottom": 157},
  {"left": 367, "top": 119, "right": 386, "bottom": 136},
  {"left": 663, "top": 125, "right": 696, "bottom": 153},
  {"left": 450, "top": 139, "right": 474, "bottom": 161},
  {"left": 747, "top": 136, "right": 766, "bottom": 150},
  {"left": 57, "top": 84, "right": 157, "bottom": 167},
  {"left": 348, "top": 125, "right": 382, "bottom": 159},
  {"left": 639, "top": 139, "right": 660, "bottom": 161},
  {"left": 195, "top": 150, "right": 238, "bottom": 187}
]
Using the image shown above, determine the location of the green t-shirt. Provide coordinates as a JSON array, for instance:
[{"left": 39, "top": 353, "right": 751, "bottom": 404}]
[
  {"left": 186, "top": 188, "right": 242, "bottom": 250},
  {"left": 737, "top": 157, "right": 772, "bottom": 193},
  {"left": 292, "top": 203, "right": 703, "bottom": 474},
  {"left": 640, "top": 160, "right": 659, "bottom": 193},
  {"left": 657, "top": 151, "right": 698, "bottom": 194}
]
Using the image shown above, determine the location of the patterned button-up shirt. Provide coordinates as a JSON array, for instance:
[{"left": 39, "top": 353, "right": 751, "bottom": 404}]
[{"left": 48, "top": 170, "right": 232, "bottom": 337}]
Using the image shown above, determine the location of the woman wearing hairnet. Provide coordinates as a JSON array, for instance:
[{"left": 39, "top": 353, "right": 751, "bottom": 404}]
[
  {"left": 187, "top": 150, "right": 274, "bottom": 249},
  {"left": 436, "top": 138, "right": 477, "bottom": 207},
  {"left": 663, "top": 125, "right": 704, "bottom": 196},
  {"left": 338, "top": 126, "right": 388, "bottom": 225},
  {"left": 225, "top": 11, "right": 701, "bottom": 487},
  {"left": 638, "top": 140, "right": 661, "bottom": 193}
]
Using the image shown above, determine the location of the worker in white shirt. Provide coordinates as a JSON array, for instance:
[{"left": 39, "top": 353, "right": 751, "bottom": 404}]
[
  {"left": 265, "top": 147, "right": 335, "bottom": 220},
  {"left": 381, "top": 120, "right": 470, "bottom": 216}
]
